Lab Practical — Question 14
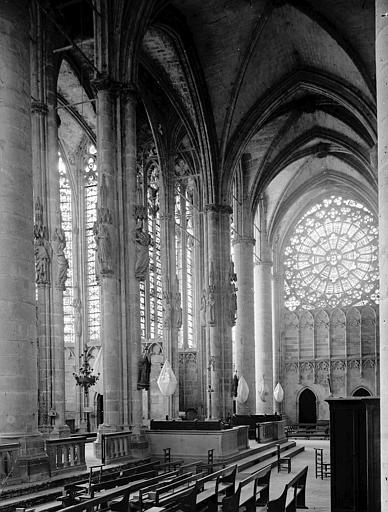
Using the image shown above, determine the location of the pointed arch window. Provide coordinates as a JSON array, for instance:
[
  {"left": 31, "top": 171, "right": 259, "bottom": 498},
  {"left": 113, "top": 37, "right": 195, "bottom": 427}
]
[
  {"left": 58, "top": 153, "right": 74, "bottom": 345},
  {"left": 174, "top": 161, "right": 200, "bottom": 350},
  {"left": 137, "top": 139, "right": 163, "bottom": 342},
  {"left": 84, "top": 144, "right": 100, "bottom": 345}
]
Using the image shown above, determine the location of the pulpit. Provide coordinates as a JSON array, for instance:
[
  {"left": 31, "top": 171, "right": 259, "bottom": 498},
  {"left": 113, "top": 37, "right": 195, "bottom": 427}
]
[{"left": 326, "top": 397, "right": 380, "bottom": 512}]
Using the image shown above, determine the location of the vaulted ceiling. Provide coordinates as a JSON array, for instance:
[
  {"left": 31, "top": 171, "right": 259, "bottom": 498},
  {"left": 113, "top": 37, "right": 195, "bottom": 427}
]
[{"left": 51, "top": 0, "right": 377, "bottom": 227}]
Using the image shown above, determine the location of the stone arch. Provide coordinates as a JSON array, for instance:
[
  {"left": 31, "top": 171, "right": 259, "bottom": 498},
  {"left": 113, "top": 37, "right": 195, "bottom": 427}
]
[
  {"left": 283, "top": 310, "right": 299, "bottom": 361},
  {"left": 346, "top": 307, "right": 361, "bottom": 357},
  {"left": 352, "top": 386, "right": 372, "bottom": 397},
  {"left": 298, "top": 387, "right": 317, "bottom": 423},
  {"left": 330, "top": 308, "right": 346, "bottom": 358},
  {"left": 361, "top": 306, "right": 376, "bottom": 356},
  {"left": 299, "top": 311, "right": 314, "bottom": 359},
  {"left": 314, "top": 309, "right": 329, "bottom": 359}
]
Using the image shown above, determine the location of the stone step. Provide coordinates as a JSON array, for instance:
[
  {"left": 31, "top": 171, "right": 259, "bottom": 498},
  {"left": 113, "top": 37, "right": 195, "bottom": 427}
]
[
  {"left": 222, "top": 437, "right": 290, "bottom": 465},
  {"left": 235, "top": 441, "right": 300, "bottom": 473}
]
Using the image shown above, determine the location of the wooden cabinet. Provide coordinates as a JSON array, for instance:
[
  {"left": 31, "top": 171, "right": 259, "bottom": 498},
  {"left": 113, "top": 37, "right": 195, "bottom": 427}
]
[{"left": 326, "top": 397, "right": 380, "bottom": 512}]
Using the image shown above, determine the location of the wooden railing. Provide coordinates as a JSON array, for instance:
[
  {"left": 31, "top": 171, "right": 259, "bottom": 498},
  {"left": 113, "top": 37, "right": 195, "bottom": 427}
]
[
  {"left": 0, "top": 442, "right": 19, "bottom": 480},
  {"left": 45, "top": 436, "right": 87, "bottom": 475},
  {"left": 102, "top": 430, "right": 149, "bottom": 464}
]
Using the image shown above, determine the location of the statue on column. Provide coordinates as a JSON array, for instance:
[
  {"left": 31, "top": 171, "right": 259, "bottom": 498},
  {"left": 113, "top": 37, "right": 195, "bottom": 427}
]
[
  {"left": 73, "top": 297, "right": 82, "bottom": 337},
  {"left": 163, "top": 291, "right": 172, "bottom": 328},
  {"left": 200, "top": 288, "right": 207, "bottom": 324},
  {"left": 54, "top": 223, "right": 69, "bottom": 291},
  {"left": 93, "top": 218, "right": 113, "bottom": 277},
  {"left": 135, "top": 220, "right": 152, "bottom": 280},
  {"left": 35, "top": 237, "right": 51, "bottom": 285},
  {"left": 207, "top": 262, "right": 216, "bottom": 326},
  {"left": 228, "top": 259, "right": 238, "bottom": 327},
  {"left": 174, "top": 275, "right": 182, "bottom": 329},
  {"left": 137, "top": 348, "right": 151, "bottom": 390},
  {"left": 34, "top": 197, "right": 51, "bottom": 285}
]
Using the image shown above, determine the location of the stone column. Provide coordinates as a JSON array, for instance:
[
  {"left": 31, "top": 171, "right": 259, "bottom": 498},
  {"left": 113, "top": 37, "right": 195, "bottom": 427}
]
[
  {"left": 121, "top": 86, "right": 142, "bottom": 428},
  {"left": 160, "top": 168, "right": 180, "bottom": 419},
  {"left": 233, "top": 238, "right": 256, "bottom": 413},
  {"left": 94, "top": 78, "right": 121, "bottom": 429},
  {"left": 0, "top": 0, "right": 49, "bottom": 480},
  {"left": 205, "top": 205, "right": 234, "bottom": 419},
  {"left": 376, "top": 1, "right": 388, "bottom": 506},
  {"left": 254, "top": 197, "right": 274, "bottom": 413},
  {"left": 233, "top": 155, "right": 256, "bottom": 414},
  {"left": 46, "top": 39, "right": 70, "bottom": 437}
]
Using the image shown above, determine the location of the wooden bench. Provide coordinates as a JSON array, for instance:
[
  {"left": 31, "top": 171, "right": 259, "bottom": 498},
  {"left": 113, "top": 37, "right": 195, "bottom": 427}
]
[
  {"left": 59, "top": 460, "right": 160, "bottom": 505},
  {"left": 267, "top": 465, "right": 308, "bottom": 512},
  {"left": 49, "top": 470, "right": 183, "bottom": 512},
  {"left": 221, "top": 465, "right": 271, "bottom": 512},
  {"left": 129, "top": 472, "right": 204, "bottom": 511},
  {"left": 153, "top": 464, "right": 238, "bottom": 512}
]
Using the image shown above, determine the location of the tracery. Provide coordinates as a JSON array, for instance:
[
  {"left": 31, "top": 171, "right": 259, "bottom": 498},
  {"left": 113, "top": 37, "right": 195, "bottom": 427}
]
[{"left": 283, "top": 196, "right": 379, "bottom": 311}]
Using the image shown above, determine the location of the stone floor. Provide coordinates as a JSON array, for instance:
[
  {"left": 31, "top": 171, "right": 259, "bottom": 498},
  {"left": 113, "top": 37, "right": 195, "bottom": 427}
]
[{"left": 259, "top": 439, "right": 331, "bottom": 511}]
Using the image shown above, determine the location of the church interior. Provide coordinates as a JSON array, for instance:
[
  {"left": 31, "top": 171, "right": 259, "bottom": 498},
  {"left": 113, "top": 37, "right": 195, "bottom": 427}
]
[{"left": 0, "top": 0, "right": 386, "bottom": 510}]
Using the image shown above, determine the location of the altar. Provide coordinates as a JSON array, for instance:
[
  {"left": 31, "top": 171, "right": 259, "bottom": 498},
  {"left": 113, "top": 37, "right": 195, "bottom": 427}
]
[{"left": 147, "top": 425, "right": 249, "bottom": 463}]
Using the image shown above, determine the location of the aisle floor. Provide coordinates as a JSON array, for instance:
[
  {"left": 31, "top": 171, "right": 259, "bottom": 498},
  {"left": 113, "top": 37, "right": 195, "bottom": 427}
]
[{"left": 257, "top": 439, "right": 331, "bottom": 511}]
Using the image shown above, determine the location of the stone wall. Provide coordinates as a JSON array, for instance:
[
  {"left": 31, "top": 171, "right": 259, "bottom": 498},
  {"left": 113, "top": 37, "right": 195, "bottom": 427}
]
[{"left": 282, "top": 306, "right": 379, "bottom": 423}]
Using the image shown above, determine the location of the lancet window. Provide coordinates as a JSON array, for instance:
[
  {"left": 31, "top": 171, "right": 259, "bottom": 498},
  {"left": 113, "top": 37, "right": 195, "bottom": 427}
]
[
  {"left": 84, "top": 144, "right": 100, "bottom": 344},
  {"left": 59, "top": 153, "right": 74, "bottom": 345},
  {"left": 174, "top": 158, "right": 200, "bottom": 349},
  {"left": 137, "top": 134, "right": 163, "bottom": 343}
]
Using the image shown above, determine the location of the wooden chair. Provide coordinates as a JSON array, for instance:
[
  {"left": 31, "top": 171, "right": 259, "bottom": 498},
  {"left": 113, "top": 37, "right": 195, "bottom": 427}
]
[
  {"left": 276, "top": 443, "right": 291, "bottom": 473},
  {"left": 314, "top": 447, "right": 330, "bottom": 479}
]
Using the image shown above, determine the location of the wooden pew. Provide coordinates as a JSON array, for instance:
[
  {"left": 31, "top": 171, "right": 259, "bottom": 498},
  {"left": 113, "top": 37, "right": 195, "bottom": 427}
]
[
  {"left": 46, "top": 470, "right": 182, "bottom": 512},
  {"left": 221, "top": 465, "right": 271, "bottom": 512},
  {"left": 129, "top": 472, "right": 204, "bottom": 512},
  {"left": 152, "top": 464, "right": 238, "bottom": 512},
  {"left": 59, "top": 460, "right": 160, "bottom": 505},
  {"left": 267, "top": 465, "right": 308, "bottom": 512}
]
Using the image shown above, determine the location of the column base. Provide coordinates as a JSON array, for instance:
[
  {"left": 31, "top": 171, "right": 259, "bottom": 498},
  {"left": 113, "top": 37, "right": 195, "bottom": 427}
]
[
  {"left": 0, "top": 432, "right": 50, "bottom": 484},
  {"left": 93, "top": 423, "right": 117, "bottom": 459},
  {"left": 50, "top": 424, "right": 71, "bottom": 438}
]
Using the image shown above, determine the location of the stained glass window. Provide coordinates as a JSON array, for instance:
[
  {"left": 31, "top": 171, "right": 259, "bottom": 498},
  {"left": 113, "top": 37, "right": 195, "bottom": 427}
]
[
  {"left": 137, "top": 139, "right": 163, "bottom": 342},
  {"left": 175, "top": 174, "right": 198, "bottom": 350},
  {"left": 284, "top": 195, "right": 379, "bottom": 311},
  {"left": 84, "top": 145, "right": 100, "bottom": 344},
  {"left": 59, "top": 154, "right": 74, "bottom": 344}
]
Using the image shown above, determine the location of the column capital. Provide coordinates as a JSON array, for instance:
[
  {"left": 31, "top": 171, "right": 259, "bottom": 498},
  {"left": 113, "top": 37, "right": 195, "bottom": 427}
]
[
  {"left": 232, "top": 235, "right": 255, "bottom": 246},
  {"left": 254, "top": 258, "right": 272, "bottom": 267},
  {"left": 204, "top": 203, "right": 233, "bottom": 214},
  {"left": 92, "top": 76, "right": 138, "bottom": 102},
  {"left": 31, "top": 101, "right": 48, "bottom": 116}
]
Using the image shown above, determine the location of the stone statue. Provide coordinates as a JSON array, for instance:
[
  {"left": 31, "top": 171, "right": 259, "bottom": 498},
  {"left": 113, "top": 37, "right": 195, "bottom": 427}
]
[
  {"left": 94, "top": 221, "right": 113, "bottom": 276},
  {"left": 163, "top": 291, "right": 172, "bottom": 328},
  {"left": 200, "top": 288, "right": 207, "bottom": 324},
  {"left": 54, "top": 225, "right": 69, "bottom": 291},
  {"left": 135, "top": 224, "right": 151, "bottom": 280},
  {"left": 207, "top": 285, "right": 216, "bottom": 325},
  {"left": 73, "top": 298, "right": 82, "bottom": 337},
  {"left": 137, "top": 351, "right": 151, "bottom": 390},
  {"left": 174, "top": 275, "right": 182, "bottom": 329},
  {"left": 34, "top": 237, "right": 51, "bottom": 285},
  {"left": 229, "top": 281, "right": 238, "bottom": 326}
]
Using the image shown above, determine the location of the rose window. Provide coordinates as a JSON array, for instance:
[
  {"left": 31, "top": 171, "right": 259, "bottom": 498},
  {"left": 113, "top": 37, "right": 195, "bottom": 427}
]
[{"left": 283, "top": 196, "right": 379, "bottom": 310}]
